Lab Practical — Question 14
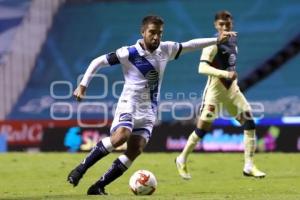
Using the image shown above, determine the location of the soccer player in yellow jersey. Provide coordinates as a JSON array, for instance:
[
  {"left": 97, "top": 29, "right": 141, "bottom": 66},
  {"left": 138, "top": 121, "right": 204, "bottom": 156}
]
[{"left": 175, "top": 10, "right": 266, "bottom": 179}]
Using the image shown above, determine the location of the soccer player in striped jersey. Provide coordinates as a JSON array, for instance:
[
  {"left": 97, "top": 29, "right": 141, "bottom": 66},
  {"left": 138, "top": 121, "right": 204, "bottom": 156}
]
[
  {"left": 67, "top": 15, "right": 235, "bottom": 195},
  {"left": 175, "top": 11, "right": 266, "bottom": 180}
]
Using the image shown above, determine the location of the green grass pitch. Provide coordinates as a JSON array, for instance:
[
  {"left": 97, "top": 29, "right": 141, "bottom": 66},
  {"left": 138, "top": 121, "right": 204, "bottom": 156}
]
[{"left": 0, "top": 153, "right": 299, "bottom": 200}]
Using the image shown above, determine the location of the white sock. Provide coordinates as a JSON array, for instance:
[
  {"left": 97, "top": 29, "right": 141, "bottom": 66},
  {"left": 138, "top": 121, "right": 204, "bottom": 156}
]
[
  {"left": 178, "top": 131, "right": 200, "bottom": 163},
  {"left": 118, "top": 154, "right": 132, "bottom": 168},
  {"left": 102, "top": 137, "right": 114, "bottom": 152},
  {"left": 244, "top": 130, "right": 256, "bottom": 169}
]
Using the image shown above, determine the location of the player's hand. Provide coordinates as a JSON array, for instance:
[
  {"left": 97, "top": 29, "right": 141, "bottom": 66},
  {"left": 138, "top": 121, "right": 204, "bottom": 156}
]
[
  {"left": 73, "top": 85, "right": 86, "bottom": 101},
  {"left": 217, "top": 31, "right": 237, "bottom": 44},
  {"left": 227, "top": 71, "right": 238, "bottom": 81}
]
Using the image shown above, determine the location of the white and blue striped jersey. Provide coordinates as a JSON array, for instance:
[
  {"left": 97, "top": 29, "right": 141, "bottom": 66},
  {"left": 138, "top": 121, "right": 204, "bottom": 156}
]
[
  {"left": 114, "top": 39, "right": 181, "bottom": 112},
  {"left": 80, "top": 37, "right": 217, "bottom": 140},
  {"left": 106, "top": 39, "right": 182, "bottom": 140}
]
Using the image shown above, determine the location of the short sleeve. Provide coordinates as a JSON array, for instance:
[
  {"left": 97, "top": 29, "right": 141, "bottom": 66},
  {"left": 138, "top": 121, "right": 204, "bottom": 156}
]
[
  {"left": 163, "top": 41, "right": 182, "bottom": 61},
  {"left": 115, "top": 46, "right": 129, "bottom": 63},
  {"left": 200, "top": 45, "right": 217, "bottom": 63}
]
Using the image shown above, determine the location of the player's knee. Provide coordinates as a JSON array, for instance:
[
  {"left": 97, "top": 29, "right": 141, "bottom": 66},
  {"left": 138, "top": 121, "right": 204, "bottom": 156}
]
[
  {"left": 243, "top": 119, "right": 256, "bottom": 130},
  {"left": 194, "top": 128, "right": 208, "bottom": 138},
  {"left": 111, "top": 127, "right": 131, "bottom": 147}
]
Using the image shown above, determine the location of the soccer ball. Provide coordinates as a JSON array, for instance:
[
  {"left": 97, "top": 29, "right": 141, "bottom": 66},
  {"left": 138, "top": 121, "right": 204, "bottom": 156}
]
[{"left": 129, "top": 169, "right": 157, "bottom": 195}]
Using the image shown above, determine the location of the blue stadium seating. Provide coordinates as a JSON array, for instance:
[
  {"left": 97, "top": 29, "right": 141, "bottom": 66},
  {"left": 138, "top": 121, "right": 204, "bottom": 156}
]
[
  {"left": 7, "top": 0, "right": 300, "bottom": 121},
  {"left": 0, "top": 0, "right": 30, "bottom": 57}
]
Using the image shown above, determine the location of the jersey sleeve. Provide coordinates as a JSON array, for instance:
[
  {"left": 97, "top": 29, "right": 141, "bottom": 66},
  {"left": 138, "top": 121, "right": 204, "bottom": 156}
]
[
  {"left": 198, "top": 45, "right": 229, "bottom": 78},
  {"left": 106, "top": 52, "right": 120, "bottom": 65},
  {"left": 163, "top": 41, "right": 182, "bottom": 61},
  {"left": 80, "top": 48, "right": 125, "bottom": 87},
  {"left": 115, "top": 46, "right": 130, "bottom": 64},
  {"left": 200, "top": 45, "right": 217, "bottom": 64}
]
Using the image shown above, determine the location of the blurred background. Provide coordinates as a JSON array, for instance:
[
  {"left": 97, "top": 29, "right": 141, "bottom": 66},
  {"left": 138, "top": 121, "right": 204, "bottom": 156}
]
[{"left": 1, "top": 0, "right": 300, "bottom": 153}]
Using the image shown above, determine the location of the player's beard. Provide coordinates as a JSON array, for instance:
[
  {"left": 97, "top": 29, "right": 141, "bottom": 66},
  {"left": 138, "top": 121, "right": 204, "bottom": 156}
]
[{"left": 148, "top": 41, "right": 160, "bottom": 52}]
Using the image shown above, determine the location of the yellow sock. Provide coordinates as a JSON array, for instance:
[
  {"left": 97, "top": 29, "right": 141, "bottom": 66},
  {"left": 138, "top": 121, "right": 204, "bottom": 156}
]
[
  {"left": 244, "top": 129, "right": 256, "bottom": 168},
  {"left": 178, "top": 131, "right": 200, "bottom": 163}
]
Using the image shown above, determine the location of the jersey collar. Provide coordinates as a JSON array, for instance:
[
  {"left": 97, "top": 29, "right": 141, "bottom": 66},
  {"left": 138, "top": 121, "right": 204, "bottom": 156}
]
[{"left": 135, "top": 39, "right": 162, "bottom": 56}]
